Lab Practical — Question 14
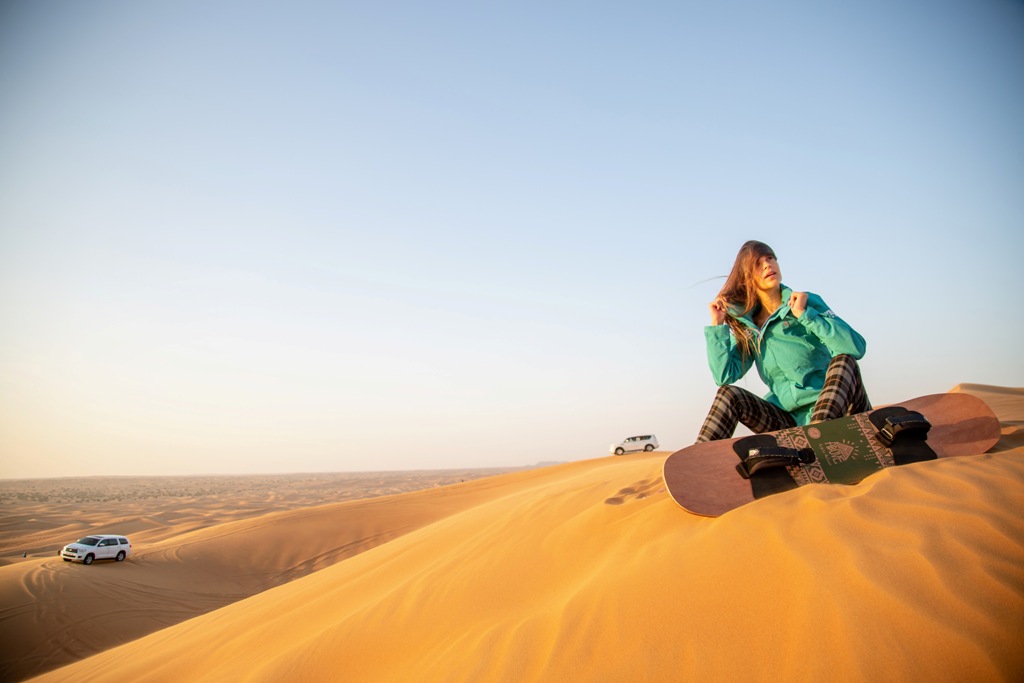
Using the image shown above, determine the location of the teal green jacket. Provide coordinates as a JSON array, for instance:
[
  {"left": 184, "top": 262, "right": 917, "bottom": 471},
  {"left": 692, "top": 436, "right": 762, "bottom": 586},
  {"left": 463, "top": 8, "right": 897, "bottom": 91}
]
[{"left": 704, "top": 285, "right": 866, "bottom": 425}]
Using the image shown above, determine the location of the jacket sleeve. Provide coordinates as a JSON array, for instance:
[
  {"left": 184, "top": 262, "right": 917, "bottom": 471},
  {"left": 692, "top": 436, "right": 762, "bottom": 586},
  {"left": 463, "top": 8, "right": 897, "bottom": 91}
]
[
  {"left": 705, "top": 324, "right": 754, "bottom": 385},
  {"left": 798, "top": 294, "right": 867, "bottom": 359}
]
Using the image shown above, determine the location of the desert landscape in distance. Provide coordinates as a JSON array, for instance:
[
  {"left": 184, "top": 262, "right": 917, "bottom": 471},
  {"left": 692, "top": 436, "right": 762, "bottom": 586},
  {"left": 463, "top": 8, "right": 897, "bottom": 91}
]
[
  {"left": 0, "top": 467, "right": 529, "bottom": 680},
  {"left": 0, "top": 467, "right": 530, "bottom": 561},
  {"left": 0, "top": 385, "right": 1021, "bottom": 682}
]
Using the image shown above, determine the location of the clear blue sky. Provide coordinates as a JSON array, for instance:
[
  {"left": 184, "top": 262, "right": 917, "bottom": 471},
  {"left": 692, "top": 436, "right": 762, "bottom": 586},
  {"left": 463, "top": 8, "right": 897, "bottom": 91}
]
[{"left": 1, "top": 1, "right": 1022, "bottom": 477}]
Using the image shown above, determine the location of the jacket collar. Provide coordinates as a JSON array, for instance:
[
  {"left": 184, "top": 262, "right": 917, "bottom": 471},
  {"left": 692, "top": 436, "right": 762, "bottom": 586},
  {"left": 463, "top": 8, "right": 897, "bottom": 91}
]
[{"left": 728, "top": 285, "right": 794, "bottom": 330}]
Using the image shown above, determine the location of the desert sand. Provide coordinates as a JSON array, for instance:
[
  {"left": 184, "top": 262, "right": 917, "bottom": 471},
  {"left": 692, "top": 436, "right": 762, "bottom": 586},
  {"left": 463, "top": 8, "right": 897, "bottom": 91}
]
[
  {"left": 2, "top": 385, "right": 1022, "bottom": 682},
  {"left": 0, "top": 468, "right": 526, "bottom": 681},
  {"left": 0, "top": 468, "right": 527, "bottom": 563}
]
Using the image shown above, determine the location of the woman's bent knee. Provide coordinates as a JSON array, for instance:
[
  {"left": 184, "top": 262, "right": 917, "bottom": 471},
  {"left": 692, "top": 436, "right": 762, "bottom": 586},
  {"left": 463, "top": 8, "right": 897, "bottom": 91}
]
[{"left": 715, "top": 384, "right": 743, "bottom": 401}]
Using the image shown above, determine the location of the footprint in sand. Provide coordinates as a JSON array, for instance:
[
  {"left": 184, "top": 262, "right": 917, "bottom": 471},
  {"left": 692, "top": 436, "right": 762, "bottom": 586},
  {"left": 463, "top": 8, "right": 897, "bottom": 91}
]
[{"left": 604, "top": 479, "right": 665, "bottom": 505}]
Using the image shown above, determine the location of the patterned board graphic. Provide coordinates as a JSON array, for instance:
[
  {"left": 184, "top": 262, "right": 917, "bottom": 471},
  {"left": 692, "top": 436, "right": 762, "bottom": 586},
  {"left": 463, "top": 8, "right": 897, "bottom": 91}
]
[{"left": 774, "top": 411, "right": 895, "bottom": 486}]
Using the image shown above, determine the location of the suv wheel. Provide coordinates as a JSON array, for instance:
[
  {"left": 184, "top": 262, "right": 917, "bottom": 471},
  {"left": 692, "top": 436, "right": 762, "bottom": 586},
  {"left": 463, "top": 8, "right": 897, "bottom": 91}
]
[
  {"left": 83, "top": 554, "right": 94, "bottom": 565},
  {"left": 615, "top": 448, "right": 625, "bottom": 455},
  {"left": 644, "top": 444, "right": 654, "bottom": 451},
  {"left": 116, "top": 551, "right": 126, "bottom": 562}
]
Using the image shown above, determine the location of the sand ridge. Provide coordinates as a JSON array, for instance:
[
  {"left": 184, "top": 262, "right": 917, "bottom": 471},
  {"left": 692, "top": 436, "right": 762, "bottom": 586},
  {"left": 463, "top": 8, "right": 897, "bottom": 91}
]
[
  {"left": 0, "top": 469, "right": 527, "bottom": 561},
  {"left": 0, "top": 468, "right": 534, "bottom": 681},
  {"left": 4, "top": 386, "right": 1023, "bottom": 681}
]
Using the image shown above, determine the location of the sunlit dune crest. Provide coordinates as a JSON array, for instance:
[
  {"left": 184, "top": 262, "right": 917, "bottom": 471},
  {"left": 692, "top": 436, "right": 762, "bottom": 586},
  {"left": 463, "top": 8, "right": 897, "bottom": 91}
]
[
  {"left": 1, "top": 387, "right": 1022, "bottom": 682},
  {"left": 950, "top": 383, "right": 1024, "bottom": 394},
  {"left": 952, "top": 384, "right": 1024, "bottom": 427}
]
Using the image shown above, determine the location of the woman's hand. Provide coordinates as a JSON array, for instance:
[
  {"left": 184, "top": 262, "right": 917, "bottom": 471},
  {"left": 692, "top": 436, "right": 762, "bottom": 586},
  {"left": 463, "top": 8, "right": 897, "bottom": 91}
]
[
  {"left": 709, "top": 298, "right": 728, "bottom": 325},
  {"left": 788, "top": 291, "right": 808, "bottom": 318}
]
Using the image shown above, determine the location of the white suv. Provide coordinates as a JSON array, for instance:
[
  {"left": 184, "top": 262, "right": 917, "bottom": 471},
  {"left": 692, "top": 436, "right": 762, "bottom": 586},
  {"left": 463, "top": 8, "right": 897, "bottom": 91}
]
[
  {"left": 610, "top": 435, "right": 659, "bottom": 455},
  {"left": 61, "top": 535, "right": 132, "bottom": 565}
]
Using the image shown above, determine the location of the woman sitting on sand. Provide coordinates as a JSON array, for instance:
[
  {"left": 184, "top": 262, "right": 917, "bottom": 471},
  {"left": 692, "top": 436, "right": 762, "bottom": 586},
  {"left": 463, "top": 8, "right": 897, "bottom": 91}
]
[{"left": 697, "top": 240, "right": 870, "bottom": 442}]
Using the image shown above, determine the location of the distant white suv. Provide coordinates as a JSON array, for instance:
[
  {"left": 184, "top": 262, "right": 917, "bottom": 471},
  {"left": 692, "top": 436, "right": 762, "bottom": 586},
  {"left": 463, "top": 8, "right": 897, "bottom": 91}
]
[
  {"left": 610, "top": 435, "right": 659, "bottom": 455},
  {"left": 61, "top": 535, "right": 132, "bottom": 565}
]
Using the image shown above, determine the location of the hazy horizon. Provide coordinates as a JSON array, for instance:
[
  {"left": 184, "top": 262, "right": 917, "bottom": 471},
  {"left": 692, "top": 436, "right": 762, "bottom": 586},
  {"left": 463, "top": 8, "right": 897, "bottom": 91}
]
[
  {"left": 0, "top": 463, "right": 539, "bottom": 482},
  {"left": 2, "top": 1, "right": 1022, "bottom": 478}
]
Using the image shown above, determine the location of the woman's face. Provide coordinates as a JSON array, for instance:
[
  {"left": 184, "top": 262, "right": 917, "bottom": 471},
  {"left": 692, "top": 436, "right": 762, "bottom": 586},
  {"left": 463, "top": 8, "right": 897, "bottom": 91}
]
[{"left": 754, "top": 254, "right": 781, "bottom": 291}]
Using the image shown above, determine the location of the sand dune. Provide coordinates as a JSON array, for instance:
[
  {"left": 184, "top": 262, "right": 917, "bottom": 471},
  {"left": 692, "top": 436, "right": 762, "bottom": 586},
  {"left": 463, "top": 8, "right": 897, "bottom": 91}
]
[
  {"left": 0, "top": 468, "right": 526, "bottom": 680},
  {"left": 0, "top": 469, "right": 524, "bottom": 560},
  {"left": 5, "top": 386, "right": 1023, "bottom": 681},
  {"left": 953, "top": 384, "right": 1024, "bottom": 425}
]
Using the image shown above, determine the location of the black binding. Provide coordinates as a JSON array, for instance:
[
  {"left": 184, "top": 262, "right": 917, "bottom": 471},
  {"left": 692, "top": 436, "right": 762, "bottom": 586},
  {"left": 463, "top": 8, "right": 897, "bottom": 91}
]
[
  {"left": 735, "top": 446, "right": 816, "bottom": 480},
  {"left": 868, "top": 407, "right": 937, "bottom": 465},
  {"left": 875, "top": 411, "right": 931, "bottom": 446},
  {"left": 732, "top": 435, "right": 800, "bottom": 498}
]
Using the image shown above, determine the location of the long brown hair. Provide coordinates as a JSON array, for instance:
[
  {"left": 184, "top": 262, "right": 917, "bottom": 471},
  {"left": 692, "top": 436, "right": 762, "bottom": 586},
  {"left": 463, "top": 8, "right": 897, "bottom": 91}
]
[{"left": 716, "top": 240, "right": 776, "bottom": 358}]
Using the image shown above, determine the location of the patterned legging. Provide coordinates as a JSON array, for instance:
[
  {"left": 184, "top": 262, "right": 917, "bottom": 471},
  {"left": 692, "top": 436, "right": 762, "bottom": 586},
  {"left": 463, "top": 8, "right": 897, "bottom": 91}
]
[{"left": 696, "top": 354, "right": 871, "bottom": 443}]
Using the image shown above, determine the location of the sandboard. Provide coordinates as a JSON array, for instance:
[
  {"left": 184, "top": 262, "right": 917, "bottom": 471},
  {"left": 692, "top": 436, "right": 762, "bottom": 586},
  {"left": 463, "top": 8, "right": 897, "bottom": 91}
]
[{"left": 663, "top": 393, "right": 1001, "bottom": 517}]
